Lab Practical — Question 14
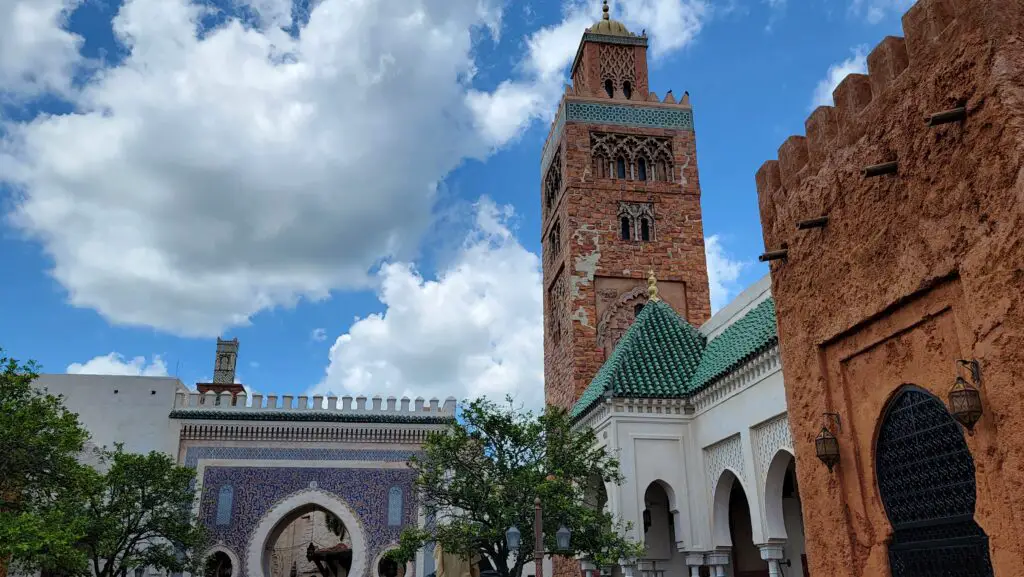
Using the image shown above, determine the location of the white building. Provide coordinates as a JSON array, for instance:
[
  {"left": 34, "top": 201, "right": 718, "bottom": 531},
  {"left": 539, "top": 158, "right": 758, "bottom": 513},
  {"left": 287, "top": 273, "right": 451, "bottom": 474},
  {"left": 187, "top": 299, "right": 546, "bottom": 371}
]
[{"left": 570, "top": 276, "right": 806, "bottom": 577}]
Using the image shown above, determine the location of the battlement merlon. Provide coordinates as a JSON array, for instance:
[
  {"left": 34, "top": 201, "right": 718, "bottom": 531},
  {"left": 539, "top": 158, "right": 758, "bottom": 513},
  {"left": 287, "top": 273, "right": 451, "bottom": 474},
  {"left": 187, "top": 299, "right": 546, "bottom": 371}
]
[
  {"left": 173, "top": 391, "right": 458, "bottom": 416},
  {"left": 754, "top": 0, "right": 1024, "bottom": 228}
]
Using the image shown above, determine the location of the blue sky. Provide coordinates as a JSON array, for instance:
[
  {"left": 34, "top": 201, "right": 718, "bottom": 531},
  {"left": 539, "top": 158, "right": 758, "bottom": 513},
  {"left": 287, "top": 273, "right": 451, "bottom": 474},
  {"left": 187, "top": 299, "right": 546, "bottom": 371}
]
[{"left": 0, "top": 0, "right": 907, "bottom": 407}]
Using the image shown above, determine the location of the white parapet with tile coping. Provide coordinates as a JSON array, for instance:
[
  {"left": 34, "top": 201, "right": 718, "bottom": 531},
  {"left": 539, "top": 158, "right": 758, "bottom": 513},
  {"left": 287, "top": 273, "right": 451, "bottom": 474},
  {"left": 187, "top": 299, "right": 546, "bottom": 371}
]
[{"left": 173, "top": 390, "right": 458, "bottom": 416}]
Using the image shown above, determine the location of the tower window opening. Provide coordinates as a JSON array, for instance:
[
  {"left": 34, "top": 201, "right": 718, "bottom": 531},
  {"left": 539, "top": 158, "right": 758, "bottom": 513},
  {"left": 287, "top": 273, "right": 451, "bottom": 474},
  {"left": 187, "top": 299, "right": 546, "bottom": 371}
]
[
  {"left": 621, "top": 217, "right": 632, "bottom": 241},
  {"left": 616, "top": 157, "right": 626, "bottom": 179},
  {"left": 656, "top": 160, "right": 669, "bottom": 182},
  {"left": 640, "top": 218, "right": 651, "bottom": 241},
  {"left": 622, "top": 81, "right": 632, "bottom": 100},
  {"left": 593, "top": 155, "right": 608, "bottom": 179},
  {"left": 604, "top": 79, "right": 614, "bottom": 98},
  {"left": 637, "top": 158, "right": 648, "bottom": 181}
]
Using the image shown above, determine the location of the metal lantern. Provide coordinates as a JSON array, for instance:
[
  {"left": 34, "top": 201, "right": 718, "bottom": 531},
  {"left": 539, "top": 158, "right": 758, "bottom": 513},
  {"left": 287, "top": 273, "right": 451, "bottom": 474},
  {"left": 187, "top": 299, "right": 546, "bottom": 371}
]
[
  {"left": 556, "top": 525, "right": 572, "bottom": 551},
  {"left": 506, "top": 525, "right": 522, "bottom": 550},
  {"left": 815, "top": 413, "right": 842, "bottom": 472},
  {"left": 135, "top": 569, "right": 144, "bottom": 577},
  {"left": 950, "top": 360, "right": 984, "bottom": 432},
  {"left": 642, "top": 509, "right": 652, "bottom": 533}
]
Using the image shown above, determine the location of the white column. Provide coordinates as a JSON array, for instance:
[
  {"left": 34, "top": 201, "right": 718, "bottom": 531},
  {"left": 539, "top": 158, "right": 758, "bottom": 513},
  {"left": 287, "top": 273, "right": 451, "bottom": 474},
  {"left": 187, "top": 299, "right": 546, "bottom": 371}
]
[
  {"left": 684, "top": 553, "right": 705, "bottom": 577},
  {"left": 758, "top": 544, "right": 785, "bottom": 577},
  {"left": 705, "top": 551, "right": 730, "bottom": 577}
]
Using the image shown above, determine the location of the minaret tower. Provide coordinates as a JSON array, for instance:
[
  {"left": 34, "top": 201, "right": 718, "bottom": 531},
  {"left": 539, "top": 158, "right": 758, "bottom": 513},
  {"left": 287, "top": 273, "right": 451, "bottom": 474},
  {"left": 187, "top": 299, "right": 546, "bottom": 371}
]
[{"left": 541, "top": 1, "right": 712, "bottom": 410}]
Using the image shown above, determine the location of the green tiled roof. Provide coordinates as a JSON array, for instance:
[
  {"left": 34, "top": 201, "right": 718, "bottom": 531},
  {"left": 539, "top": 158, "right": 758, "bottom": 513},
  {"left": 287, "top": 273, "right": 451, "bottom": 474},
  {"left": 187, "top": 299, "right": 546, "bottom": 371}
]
[
  {"left": 570, "top": 297, "right": 778, "bottom": 420},
  {"left": 688, "top": 298, "right": 778, "bottom": 392},
  {"left": 569, "top": 300, "right": 706, "bottom": 418}
]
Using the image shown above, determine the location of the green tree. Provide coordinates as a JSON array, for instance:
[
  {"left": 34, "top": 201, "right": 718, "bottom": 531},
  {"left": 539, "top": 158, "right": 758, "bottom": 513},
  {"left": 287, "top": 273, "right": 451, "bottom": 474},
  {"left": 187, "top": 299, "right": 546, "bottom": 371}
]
[
  {"left": 0, "top": 350, "right": 92, "bottom": 575},
  {"left": 388, "top": 397, "right": 642, "bottom": 577},
  {"left": 78, "top": 447, "right": 208, "bottom": 577}
]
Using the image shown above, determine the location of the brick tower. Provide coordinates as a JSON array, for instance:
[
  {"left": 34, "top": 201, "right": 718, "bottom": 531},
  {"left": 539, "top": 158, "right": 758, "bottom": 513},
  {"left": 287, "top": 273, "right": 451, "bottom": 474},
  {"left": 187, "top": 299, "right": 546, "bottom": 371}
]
[{"left": 542, "top": 1, "right": 712, "bottom": 410}]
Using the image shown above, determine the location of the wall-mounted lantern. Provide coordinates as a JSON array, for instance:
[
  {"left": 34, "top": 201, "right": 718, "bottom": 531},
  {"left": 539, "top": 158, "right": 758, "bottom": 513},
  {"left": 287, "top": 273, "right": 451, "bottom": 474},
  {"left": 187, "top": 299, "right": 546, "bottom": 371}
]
[
  {"left": 815, "top": 413, "right": 841, "bottom": 472},
  {"left": 642, "top": 509, "right": 651, "bottom": 533},
  {"left": 949, "top": 359, "right": 983, "bottom": 432}
]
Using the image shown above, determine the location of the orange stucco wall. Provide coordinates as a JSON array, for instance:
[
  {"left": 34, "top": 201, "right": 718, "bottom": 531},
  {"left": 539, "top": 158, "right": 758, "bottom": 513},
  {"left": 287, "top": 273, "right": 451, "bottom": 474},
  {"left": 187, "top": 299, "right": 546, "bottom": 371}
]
[{"left": 754, "top": 0, "right": 1024, "bottom": 576}]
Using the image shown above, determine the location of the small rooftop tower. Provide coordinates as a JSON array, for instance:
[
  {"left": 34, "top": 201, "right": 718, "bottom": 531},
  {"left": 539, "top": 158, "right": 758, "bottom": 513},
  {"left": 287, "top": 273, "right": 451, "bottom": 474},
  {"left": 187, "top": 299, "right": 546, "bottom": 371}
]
[{"left": 196, "top": 337, "right": 244, "bottom": 405}]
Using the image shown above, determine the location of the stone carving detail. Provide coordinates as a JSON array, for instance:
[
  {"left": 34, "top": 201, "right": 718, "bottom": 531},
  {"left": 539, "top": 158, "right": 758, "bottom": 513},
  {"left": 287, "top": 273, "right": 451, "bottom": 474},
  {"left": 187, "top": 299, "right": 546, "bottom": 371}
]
[
  {"left": 548, "top": 269, "right": 568, "bottom": 344},
  {"left": 590, "top": 132, "right": 673, "bottom": 182},
  {"left": 704, "top": 434, "right": 745, "bottom": 496},
  {"left": 752, "top": 414, "right": 794, "bottom": 486},
  {"left": 596, "top": 285, "right": 648, "bottom": 358},
  {"left": 618, "top": 202, "right": 655, "bottom": 242},
  {"left": 547, "top": 219, "right": 562, "bottom": 264},
  {"left": 599, "top": 44, "right": 636, "bottom": 94},
  {"left": 544, "top": 148, "right": 562, "bottom": 212}
]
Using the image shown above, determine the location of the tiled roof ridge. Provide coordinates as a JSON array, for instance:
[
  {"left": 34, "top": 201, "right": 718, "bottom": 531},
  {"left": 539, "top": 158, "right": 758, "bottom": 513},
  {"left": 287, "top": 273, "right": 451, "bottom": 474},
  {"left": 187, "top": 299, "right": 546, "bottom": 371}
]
[{"left": 569, "top": 297, "right": 778, "bottom": 421}]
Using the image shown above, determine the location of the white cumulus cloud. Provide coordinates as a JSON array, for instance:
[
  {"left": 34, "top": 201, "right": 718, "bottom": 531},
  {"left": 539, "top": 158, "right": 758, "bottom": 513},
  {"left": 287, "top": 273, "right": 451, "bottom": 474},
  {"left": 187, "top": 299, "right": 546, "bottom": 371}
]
[
  {"left": 705, "top": 234, "right": 747, "bottom": 313},
  {"left": 66, "top": 352, "right": 169, "bottom": 377},
  {"left": 811, "top": 45, "right": 868, "bottom": 109},
  {"left": 312, "top": 198, "right": 545, "bottom": 408},
  {"left": 0, "top": 0, "right": 84, "bottom": 98},
  {"left": 2, "top": 0, "right": 712, "bottom": 340}
]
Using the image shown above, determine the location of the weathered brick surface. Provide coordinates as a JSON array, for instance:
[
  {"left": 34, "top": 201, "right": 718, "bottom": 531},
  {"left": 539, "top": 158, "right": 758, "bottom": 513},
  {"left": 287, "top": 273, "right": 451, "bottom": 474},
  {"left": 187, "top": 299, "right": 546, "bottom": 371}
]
[
  {"left": 542, "top": 36, "right": 712, "bottom": 412},
  {"left": 754, "top": 0, "right": 1024, "bottom": 575}
]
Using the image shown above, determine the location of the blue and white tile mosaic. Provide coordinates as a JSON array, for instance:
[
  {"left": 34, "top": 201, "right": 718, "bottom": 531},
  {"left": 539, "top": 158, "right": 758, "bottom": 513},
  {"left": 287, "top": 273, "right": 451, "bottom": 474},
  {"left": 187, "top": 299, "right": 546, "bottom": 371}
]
[
  {"left": 184, "top": 446, "right": 417, "bottom": 468},
  {"left": 185, "top": 446, "right": 423, "bottom": 577},
  {"left": 198, "top": 466, "right": 417, "bottom": 577}
]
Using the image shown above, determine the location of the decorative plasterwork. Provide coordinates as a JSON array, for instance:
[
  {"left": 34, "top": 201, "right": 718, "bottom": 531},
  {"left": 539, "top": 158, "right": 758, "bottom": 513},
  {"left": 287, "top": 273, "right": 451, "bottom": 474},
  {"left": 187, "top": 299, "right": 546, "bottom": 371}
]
[
  {"left": 704, "top": 434, "right": 745, "bottom": 495},
  {"left": 171, "top": 410, "right": 453, "bottom": 425},
  {"left": 540, "top": 100, "right": 694, "bottom": 175},
  {"left": 690, "top": 344, "right": 781, "bottom": 414},
  {"left": 179, "top": 423, "right": 439, "bottom": 444},
  {"left": 751, "top": 414, "right": 794, "bottom": 488}
]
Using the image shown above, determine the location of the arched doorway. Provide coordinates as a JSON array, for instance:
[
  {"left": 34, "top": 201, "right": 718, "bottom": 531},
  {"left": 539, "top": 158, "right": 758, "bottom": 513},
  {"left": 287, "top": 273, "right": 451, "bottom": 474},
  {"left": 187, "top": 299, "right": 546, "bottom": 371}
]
[
  {"left": 205, "top": 551, "right": 235, "bottom": 577},
  {"left": 875, "top": 386, "right": 994, "bottom": 577},
  {"left": 640, "top": 481, "right": 685, "bottom": 577},
  {"left": 266, "top": 506, "right": 351, "bottom": 577},
  {"left": 763, "top": 451, "right": 808, "bottom": 577},
  {"left": 727, "top": 482, "right": 768, "bottom": 577},
  {"left": 248, "top": 489, "right": 367, "bottom": 577}
]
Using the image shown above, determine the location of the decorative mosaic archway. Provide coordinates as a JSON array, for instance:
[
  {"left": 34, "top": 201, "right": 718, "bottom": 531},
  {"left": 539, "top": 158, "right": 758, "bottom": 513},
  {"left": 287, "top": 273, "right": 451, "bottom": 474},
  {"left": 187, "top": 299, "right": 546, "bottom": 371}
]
[
  {"left": 875, "top": 386, "right": 994, "bottom": 577},
  {"left": 247, "top": 487, "right": 368, "bottom": 577}
]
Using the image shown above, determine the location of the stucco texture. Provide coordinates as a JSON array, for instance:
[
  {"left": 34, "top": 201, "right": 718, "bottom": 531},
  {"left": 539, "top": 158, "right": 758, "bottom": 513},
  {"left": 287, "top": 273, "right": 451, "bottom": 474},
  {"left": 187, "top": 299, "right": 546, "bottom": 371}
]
[{"left": 754, "top": 0, "right": 1024, "bottom": 576}]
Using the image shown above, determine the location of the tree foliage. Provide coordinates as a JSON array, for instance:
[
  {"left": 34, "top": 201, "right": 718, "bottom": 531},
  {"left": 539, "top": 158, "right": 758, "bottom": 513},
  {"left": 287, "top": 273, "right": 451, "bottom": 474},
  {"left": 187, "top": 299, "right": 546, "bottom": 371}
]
[
  {"left": 78, "top": 447, "right": 208, "bottom": 577},
  {"left": 0, "top": 349, "right": 92, "bottom": 575},
  {"left": 388, "top": 397, "right": 642, "bottom": 577}
]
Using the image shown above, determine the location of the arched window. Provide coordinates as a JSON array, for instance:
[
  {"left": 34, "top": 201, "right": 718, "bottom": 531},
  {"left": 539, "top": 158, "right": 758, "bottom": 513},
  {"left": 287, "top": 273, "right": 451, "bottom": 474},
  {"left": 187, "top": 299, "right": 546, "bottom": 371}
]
[
  {"left": 387, "top": 486, "right": 403, "bottom": 526},
  {"left": 637, "top": 157, "right": 648, "bottom": 181},
  {"left": 620, "top": 217, "right": 632, "bottom": 241},
  {"left": 593, "top": 155, "right": 608, "bottom": 179},
  {"left": 655, "top": 160, "right": 669, "bottom": 182},
  {"left": 604, "top": 79, "right": 614, "bottom": 98},
  {"left": 640, "top": 218, "right": 651, "bottom": 241},
  {"left": 216, "top": 485, "right": 233, "bottom": 526},
  {"left": 616, "top": 157, "right": 626, "bottom": 179},
  {"left": 622, "top": 81, "right": 632, "bottom": 100}
]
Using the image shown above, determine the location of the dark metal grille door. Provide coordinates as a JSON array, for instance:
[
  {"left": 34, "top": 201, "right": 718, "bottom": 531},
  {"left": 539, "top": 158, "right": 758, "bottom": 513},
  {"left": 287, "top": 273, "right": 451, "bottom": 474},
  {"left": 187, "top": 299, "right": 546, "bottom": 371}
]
[{"left": 875, "top": 387, "right": 995, "bottom": 577}]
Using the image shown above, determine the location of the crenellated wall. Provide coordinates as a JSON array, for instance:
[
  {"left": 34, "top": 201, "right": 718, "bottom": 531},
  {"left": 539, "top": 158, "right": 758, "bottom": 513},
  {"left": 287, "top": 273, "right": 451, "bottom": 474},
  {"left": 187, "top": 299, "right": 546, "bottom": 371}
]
[
  {"left": 754, "top": 0, "right": 1024, "bottom": 576},
  {"left": 174, "top": 391, "right": 457, "bottom": 415}
]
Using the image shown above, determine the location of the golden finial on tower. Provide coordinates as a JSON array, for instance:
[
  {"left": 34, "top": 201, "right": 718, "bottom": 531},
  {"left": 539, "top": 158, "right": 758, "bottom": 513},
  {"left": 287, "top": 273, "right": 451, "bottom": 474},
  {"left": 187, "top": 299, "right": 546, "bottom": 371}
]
[
  {"left": 602, "top": 0, "right": 610, "bottom": 20},
  {"left": 647, "top": 270, "right": 660, "bottom": 302}
]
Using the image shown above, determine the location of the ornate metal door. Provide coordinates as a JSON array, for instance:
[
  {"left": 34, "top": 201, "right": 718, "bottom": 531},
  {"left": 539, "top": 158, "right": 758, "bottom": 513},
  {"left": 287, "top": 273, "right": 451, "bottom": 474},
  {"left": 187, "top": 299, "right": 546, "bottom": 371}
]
[{"left": 875, "top": 387, "right": 995, "bottom": 577}]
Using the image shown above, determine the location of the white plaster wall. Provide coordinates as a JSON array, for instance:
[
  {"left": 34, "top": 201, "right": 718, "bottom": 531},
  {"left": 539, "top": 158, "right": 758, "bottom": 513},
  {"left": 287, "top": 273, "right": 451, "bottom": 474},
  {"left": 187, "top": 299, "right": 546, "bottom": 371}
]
[
  {"left": 782, "top": 498, "right": 806, "bottom": 577},
  {"left": 693, "top": 367, "right": 787, "bottom": 546},
  {"left": 604, "top": 415, "right": 694, "bottom": 552},
  {"left": 33, "top": 374, "right": 186, "bottom": 459}
]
